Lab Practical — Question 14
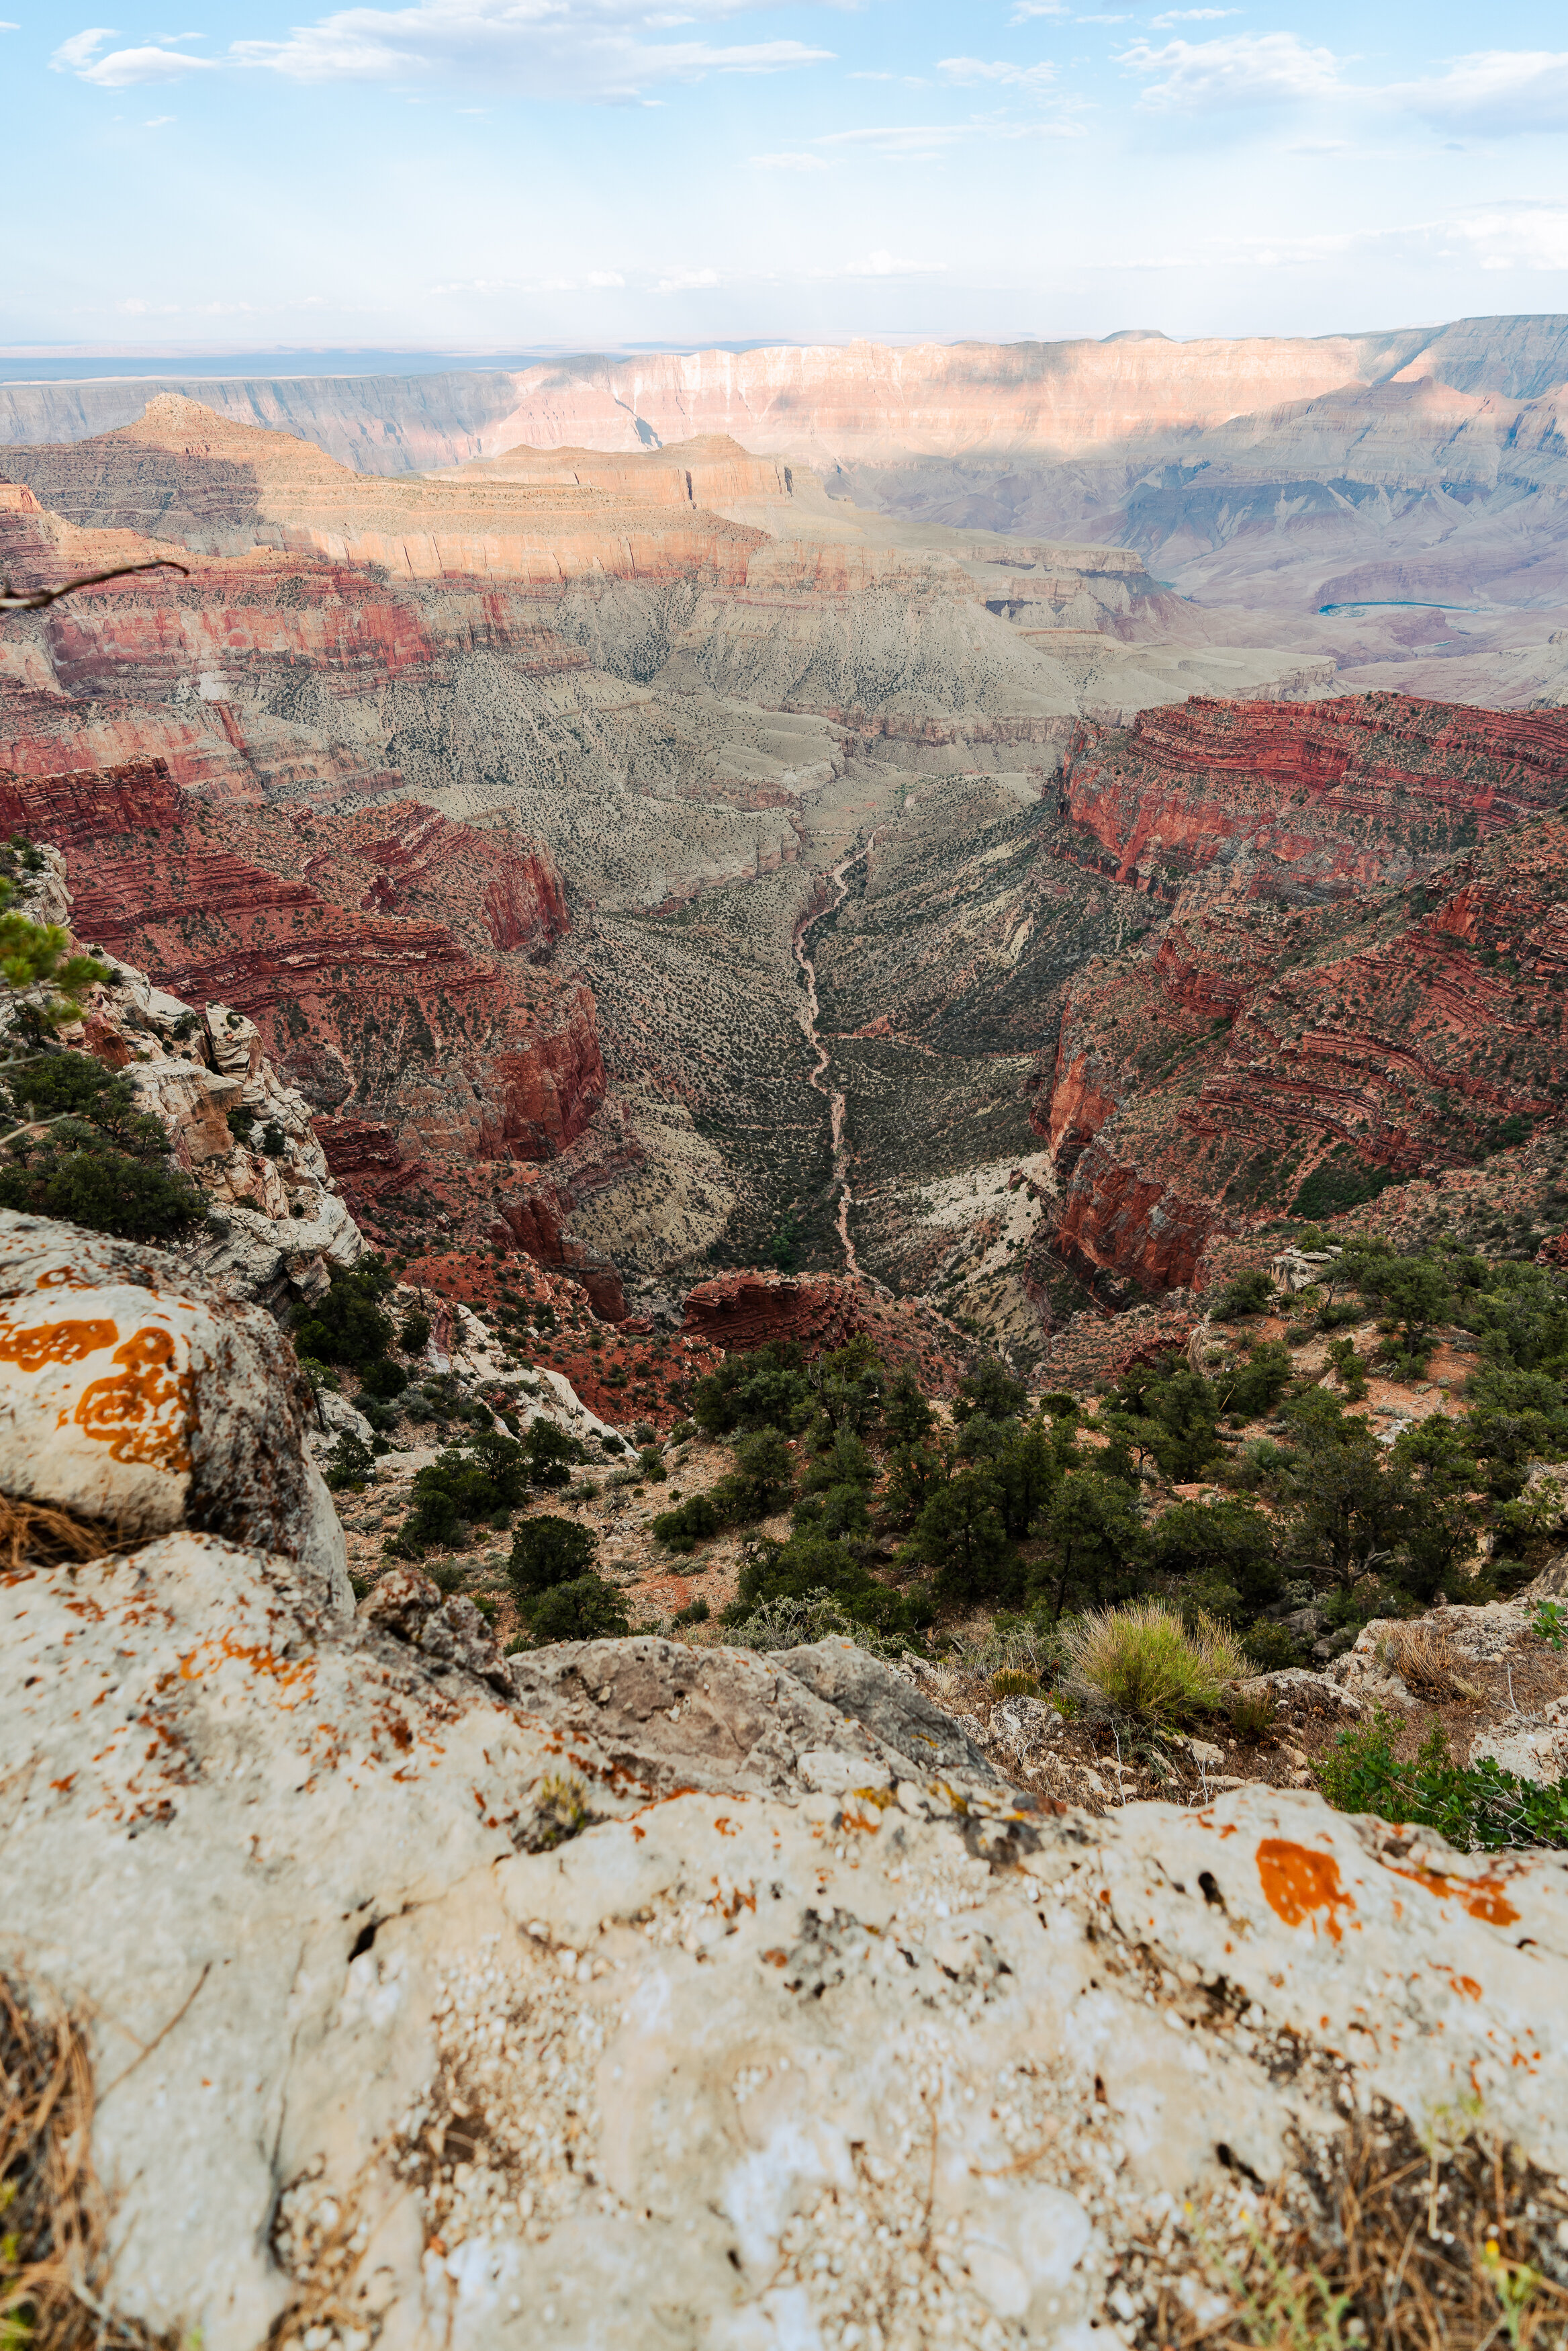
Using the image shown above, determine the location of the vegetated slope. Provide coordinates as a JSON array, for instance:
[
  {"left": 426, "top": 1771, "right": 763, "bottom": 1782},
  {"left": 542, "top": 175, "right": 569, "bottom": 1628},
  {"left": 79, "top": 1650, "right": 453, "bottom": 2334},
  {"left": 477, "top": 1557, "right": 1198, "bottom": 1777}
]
[{"left": 1031, "top": 693, "right": 1568, "bottom": 1300}]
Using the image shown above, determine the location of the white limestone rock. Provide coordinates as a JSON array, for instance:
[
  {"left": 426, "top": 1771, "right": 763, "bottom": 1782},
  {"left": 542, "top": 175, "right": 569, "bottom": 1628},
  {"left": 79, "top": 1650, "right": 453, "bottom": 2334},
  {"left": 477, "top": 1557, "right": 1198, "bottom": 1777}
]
[{"left": 0, "top": 1209, "right": 347, "bottom": 1608}]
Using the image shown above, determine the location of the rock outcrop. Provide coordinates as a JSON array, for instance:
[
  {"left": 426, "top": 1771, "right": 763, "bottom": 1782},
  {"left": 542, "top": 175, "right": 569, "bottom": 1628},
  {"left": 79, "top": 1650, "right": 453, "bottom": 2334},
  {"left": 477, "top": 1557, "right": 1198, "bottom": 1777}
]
[
  {"left": 2, "top": 1208, "right": 1566, "bottom": 2351},
  {"left": 1, "top": 760, "right": 618, "bottom": 1276},
  {"left": 1031, "top": 694, "right": 1568, "bottom": 1298},
  {"left": 0, "top": 844, "right": 364, "bottom": 1306},
  {"left": 682, "top": 1268, "right": 969, "bottom": 1392},
  {"left": 0, "top": 1209, "right": 347, "bottom": 1601}
]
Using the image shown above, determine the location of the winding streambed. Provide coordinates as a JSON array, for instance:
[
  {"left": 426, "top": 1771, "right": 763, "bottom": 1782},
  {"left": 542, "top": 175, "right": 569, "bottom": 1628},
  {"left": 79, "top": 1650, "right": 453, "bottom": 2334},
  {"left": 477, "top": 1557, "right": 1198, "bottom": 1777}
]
[{"left": 793, "top": 838, "right": 876, "bottom": 1278}]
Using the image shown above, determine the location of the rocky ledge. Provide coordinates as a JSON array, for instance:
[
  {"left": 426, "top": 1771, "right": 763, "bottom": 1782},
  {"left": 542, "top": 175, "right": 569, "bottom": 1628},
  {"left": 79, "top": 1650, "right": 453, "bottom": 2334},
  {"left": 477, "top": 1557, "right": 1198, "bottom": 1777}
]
[{"left": 1, "top": 1210, "right": 1565, "bottom": 2351}]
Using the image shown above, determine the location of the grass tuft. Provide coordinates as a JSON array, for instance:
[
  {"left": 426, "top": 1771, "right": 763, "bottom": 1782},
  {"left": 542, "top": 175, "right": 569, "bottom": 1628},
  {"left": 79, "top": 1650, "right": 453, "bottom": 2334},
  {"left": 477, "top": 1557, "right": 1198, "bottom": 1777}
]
[{"left": 1064, "top": 1599, "right": 1244, "bottom": 1728}]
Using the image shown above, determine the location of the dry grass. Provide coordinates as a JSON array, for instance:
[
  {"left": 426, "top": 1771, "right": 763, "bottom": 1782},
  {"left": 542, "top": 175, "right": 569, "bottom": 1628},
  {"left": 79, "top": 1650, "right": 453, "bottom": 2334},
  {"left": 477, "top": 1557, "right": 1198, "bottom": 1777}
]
[
  {"left": 1, "top": 1974, "right": 167, "bottom": 2351},
  {"left": 1138, "top": 2109, "right": 1568, "bottom": 2351},
  {"left": 1381, "top": 1622, "right": 1481, "bottom": 1703},
  {"left": 1064, "top": 1601, "right": 1245, "bottom": 1729},
  {"left": 0, "top": 1497, "right": 118, "bottom": 1574}
]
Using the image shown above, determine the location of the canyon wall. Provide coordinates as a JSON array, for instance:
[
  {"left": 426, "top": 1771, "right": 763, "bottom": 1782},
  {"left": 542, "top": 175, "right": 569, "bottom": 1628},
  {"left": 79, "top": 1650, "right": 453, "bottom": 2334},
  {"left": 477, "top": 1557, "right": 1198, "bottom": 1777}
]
[
  {"left": 1031, "top": 693, "right": 1568, "bottom": 1296},
  {"left": 7, "top": 315, "right": 1568, "bottom": 475}
]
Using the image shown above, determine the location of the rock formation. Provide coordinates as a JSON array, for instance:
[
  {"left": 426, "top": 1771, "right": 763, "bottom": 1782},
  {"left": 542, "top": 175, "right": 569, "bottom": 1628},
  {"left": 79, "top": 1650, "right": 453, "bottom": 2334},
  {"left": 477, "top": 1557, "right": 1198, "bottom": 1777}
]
[
  {"left": 2, "top": 1210, "right": 1564, "bottom": 2351},
  {"left": 1028, "top": 694, "right": 1568, "bottom": 1298}
]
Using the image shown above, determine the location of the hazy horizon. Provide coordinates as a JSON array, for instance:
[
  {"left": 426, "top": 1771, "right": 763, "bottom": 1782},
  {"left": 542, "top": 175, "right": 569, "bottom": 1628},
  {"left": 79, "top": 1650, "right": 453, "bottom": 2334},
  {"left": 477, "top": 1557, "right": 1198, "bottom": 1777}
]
[{"left": 7, "top": 1, "right": 1568, "bottom": 354}]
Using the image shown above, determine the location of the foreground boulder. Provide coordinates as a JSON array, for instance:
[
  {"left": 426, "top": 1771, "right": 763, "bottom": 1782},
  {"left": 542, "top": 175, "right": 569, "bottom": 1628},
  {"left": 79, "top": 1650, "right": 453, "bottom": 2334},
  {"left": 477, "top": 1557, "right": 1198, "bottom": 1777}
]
[
  {"left": 0, "top": 1210, "right": 347, "bottom": 1605},
  {"left": 2, "top": 1214, "right": 1566, "bottom": 2350}
]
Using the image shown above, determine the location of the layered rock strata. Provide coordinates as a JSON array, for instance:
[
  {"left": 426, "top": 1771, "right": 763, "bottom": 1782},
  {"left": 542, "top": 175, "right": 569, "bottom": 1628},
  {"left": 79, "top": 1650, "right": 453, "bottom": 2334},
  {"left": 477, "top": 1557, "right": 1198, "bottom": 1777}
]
[{"left": 1031, "top": 694, "right": 1568, "bottom": 1296}]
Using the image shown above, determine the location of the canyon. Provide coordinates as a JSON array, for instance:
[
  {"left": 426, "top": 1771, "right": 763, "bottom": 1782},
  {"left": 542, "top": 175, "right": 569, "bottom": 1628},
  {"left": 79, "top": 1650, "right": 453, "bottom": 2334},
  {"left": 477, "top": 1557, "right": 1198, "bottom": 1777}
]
[{"left": 1, "top": 350, "right": 1567, "bottom": 1358}]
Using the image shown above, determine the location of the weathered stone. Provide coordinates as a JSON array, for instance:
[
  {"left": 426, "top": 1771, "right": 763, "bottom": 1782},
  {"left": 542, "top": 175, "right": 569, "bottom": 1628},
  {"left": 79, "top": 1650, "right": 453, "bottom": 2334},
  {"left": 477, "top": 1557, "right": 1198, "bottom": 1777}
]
[{"left": 0, "top": 1209, "right": 347, "bottom": 1607}]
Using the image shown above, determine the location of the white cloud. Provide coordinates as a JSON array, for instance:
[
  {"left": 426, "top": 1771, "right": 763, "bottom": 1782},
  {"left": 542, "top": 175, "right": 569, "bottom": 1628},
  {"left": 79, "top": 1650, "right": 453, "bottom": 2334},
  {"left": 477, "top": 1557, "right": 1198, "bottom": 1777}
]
[
  {"left": 143, "top": 112, "right": 175, "bottom": 122},
  {"left": 1119, "top": 30, "right": 1342, "bottom": 111},
  {"left": 50, "top": 26, "right": 117, "bottom": 68},
  {"left": 655, "top": 265, "right": 720, "bottom": 292},
  {"left": 53, "top": 26, "right": 216, "bottom": 82},
  {"left": 815, "top": 122, "right": 968, "bottom": 159},
  {"left": 232, "top": 0, "right": 833, "bottom": 99},
  {"left": 79, "top": 42, "right": 216, "bottom": 82},
  {"left": 1446, "top": 201, "right": 1568, "bottom": 271},
  {"left": 937, "top": 56, "right": 1057, "bottom": 96},
  {"left": 1149, "top": 7, "right": 1237, "bottom": 22},
  {"left": 1009, "top": 2, "right": 1066, "bottom": 17},
  {"left": 751, "top": 149, "right": 829, "bottom": 169},
  {"left": 0, "top": 18, "right": 21, "bottom": 26},
  {"left": 1393, "top": 51, "right": 1568, "bottom": 137}
]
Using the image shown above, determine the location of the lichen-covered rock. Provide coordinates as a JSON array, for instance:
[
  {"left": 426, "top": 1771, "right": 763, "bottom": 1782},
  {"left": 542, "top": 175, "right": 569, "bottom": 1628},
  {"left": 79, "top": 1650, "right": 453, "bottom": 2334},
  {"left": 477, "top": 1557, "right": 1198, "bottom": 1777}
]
[
  {"left": 0, "top": 1210, "right": 347, "bottom": 1605},
  {"left": 3, "top": 1491, "right": 1567, "bottom": 2351}
]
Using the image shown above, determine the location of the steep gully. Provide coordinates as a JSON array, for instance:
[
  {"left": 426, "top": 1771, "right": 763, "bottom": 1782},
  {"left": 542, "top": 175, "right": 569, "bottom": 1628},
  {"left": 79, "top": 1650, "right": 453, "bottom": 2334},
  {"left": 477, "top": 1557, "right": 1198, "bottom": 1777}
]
[{"left": 793, "top": 838, "right": 880, "bottom": 1281}]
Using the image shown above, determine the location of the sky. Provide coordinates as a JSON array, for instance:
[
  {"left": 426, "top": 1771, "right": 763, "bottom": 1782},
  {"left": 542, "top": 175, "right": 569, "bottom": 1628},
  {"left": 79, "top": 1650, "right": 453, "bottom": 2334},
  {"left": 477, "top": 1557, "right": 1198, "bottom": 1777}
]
[{"left": 5, "top": 0, "right": 1568, "bottom": 356}]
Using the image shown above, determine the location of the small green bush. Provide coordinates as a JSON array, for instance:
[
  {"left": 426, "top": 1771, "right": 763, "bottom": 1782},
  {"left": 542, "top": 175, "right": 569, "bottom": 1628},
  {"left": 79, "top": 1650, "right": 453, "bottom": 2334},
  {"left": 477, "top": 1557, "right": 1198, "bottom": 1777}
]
[
  {"left": 293, "top": 1260, "right": 396, "bottom": 1370},
  {"left": 1316, "top": 1714, "right": 1568, "bottom": 1850},
  {"left": 357, "top": 1356, "right": 408, "bottom": 1401},
  {"left": 651, "top": 1493, "right": 721, "bottom": 1554},
  {"left": 322, "top": 1431, "right": 375, "bottom": 1492},
  {"left": 1213, "top": 1268, "right": 1275, "bottom": 1321},
  {"left": 636, "top": 1445, "right": 667, "bottom": 1484},
  {"left": 399, "top": 1309, "right": 431, "bottom": 1354},
  {"left": 523, "top": 1572, "right": 630, "bottom": 1644},
  {"left": 508, "top": 1515, "right": 598, "bottom": 1594},
  {"left": 1064, "top": 1600, "right": 1244, "bottom": 1727}
]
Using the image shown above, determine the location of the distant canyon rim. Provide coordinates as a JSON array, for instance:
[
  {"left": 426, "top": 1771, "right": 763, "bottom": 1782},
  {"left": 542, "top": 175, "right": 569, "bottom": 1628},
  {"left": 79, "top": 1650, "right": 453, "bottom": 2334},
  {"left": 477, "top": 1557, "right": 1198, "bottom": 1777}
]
[{"left": 3, "top": 314, "right": 1568, "bottom": 1357}]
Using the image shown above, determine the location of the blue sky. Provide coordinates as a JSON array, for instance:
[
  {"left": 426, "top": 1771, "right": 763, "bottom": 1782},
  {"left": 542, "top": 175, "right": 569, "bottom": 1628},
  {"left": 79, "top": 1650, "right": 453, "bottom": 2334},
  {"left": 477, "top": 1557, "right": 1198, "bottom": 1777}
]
[{"left": 7, "top": 0, "right": 1568, "bottom": 353}]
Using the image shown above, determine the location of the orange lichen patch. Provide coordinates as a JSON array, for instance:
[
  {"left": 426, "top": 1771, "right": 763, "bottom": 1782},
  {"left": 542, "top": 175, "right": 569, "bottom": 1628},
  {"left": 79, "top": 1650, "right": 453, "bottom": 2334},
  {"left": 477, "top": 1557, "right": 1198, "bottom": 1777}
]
[
  {"left": 71, "top": 1327, "right": 195, "bottom": 1471},
  {"left": 0, "top": 1316, "right": 120, "bottom": 1372},
  {"left": 1434, "top": 1967, "right": 1483, "bottom": 2001},
  {"left": 1387, "top": 1862, "right": 1520, "bottom": 1928},
  {"left": 1256, "top": 1837, "right": 1358, "bottom": 1943},
  {"left": 178, "top": 1630, "right": 314, "bottom": 1697}
]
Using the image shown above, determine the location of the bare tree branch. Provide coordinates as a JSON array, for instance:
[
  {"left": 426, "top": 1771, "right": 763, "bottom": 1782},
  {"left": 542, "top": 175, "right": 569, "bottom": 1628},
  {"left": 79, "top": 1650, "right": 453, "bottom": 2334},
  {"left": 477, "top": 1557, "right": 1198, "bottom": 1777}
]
[{"left": 0, "top": 556, "right": 191, "bottom": 613}]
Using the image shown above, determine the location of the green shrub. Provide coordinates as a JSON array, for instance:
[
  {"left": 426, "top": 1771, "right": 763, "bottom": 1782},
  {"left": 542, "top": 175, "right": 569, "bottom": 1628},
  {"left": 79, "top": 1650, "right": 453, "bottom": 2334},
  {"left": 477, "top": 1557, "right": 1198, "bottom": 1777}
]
[
  {"left": 508, "top": 1515, "right": 598, "bottom": 1594},
  {"left": 522, "top": 1572, "right": 630, "bottom": 1644},
  {"left": 399, "top": 1309, "right": 431, "bottom": 1354},
  {"left": 884, "top": 1365, "right": 934, "bottom": 1444},
  {"left": 724, "top": 1426, "right": 796, "bottom": 1517},
  {"left": 293, "top": 1260, "right": 396, "bottom": 1370},
  {"left": 908, "top": 1466, "right": 1019, "bottom": 1602},
  {"left": 673, "top": 1597, "right": 710, "bottom": 1627},
  {"left": 1240, "top": 1620, "right": 1302, "bottom": 1671},
  {"left": 322, "top": 1431, "right": 375, "bottom": 1491},
  {"left": 0, "top": 1053, "right": 207, "bottom": 1241},
  {"left": 691, "top": 1342, "right": 812, "bottom": 1436},
  {"left": 954, "top": 1358, "right": 1028, "bottom": 1423},
  {"left": 0, "top": 1141, "right": 207, "bottom": 1241},
  {"left": 723, "top": 1587, "right": 911, "bottom": 1658},
  {"left": 357, "top": 1356, "right": 408, "bottom": 1401},
  {"left": 651, "top": 1493, "right": 722, "bottom": 1554},
  {"left": 1063, "top": 1600, "right": 1244, "bottom": 1727},
  {"left": 1219, "top": 1339, "right": 1294, "bottom": 1419},
  {"left": 522, "top": 1419, "right": 590, "bottom": 1489},
  {"left": 1213, "top": 1268, "right": 1275, "bottom": 1321},
  {"left": 636, "top": 1445, "right": 667, "bottom": 1483},
  {"left": 388, "top": 1429, "right": 539, "bottom": 1556},
  {"left": 730, "top": 1532, "right": 933, "bottom": 1642},
  {"left": 1316, "top": 1716, "right": 1568, "bottom": 1850}
]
